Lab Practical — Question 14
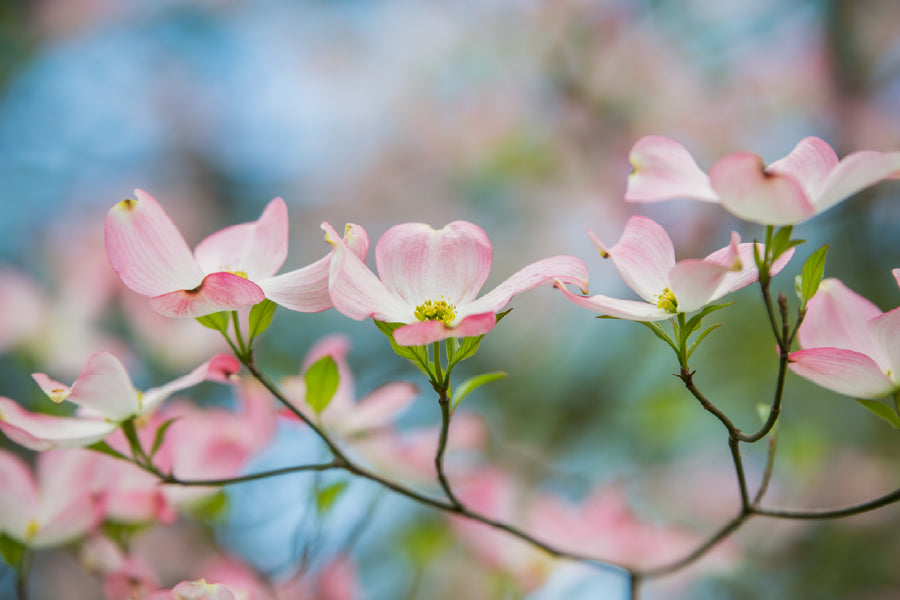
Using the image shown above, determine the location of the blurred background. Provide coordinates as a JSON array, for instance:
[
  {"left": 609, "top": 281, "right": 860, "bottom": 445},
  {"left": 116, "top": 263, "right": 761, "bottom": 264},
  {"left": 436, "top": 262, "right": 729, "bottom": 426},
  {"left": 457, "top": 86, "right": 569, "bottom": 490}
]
[{"left": 1, "top": 0, "right": 900, "bottom": 598}]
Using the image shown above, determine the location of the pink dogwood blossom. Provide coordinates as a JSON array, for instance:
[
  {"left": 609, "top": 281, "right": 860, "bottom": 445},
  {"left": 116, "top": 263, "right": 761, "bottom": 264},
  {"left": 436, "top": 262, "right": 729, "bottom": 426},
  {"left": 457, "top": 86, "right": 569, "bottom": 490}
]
[
  {"left": 555, "top": 216, "right": 791, "bottom": 321},
  {"left": 0, "top": 448, "right": 104, "bottom": 548},
  {"left": 0, "top": 351, "right": 240, "bottom": 450},
  {"left": 322, "top": 221, "right": 588, "bottom": 345},
  {"left": 790, "top": 277, "right": 900, "bottom": 399},
  {"left": 105, "top": 190, "right": 368, "bottom": 318},
  {"left": 626, "top": 135, "right": 900, "bottom": 225}
]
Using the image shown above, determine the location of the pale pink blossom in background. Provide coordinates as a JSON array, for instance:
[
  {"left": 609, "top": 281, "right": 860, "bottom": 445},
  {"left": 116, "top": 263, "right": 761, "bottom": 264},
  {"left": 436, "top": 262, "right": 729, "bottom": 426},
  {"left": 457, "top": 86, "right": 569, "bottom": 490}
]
[
  {"left": 0, "top": 351, "right": 240, "bottom": 450},
  {"left": 0, "top": 448, "right": 104, "bottom": 548},
  {"left": 790, "top": 277, "right": 900, "bottom": 399},
  {"left": 323, "top": 220, "right": 589, "bottom": 345},
  {"left": 626, "top": 135, "right": 900, "bottom": 225}
]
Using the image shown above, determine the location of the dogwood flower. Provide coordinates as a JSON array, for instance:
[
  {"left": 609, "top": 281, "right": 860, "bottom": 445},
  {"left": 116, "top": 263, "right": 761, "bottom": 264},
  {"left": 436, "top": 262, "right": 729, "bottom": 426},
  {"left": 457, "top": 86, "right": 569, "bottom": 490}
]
[
  {"left": 555, "top": 216, "right": 791, "bottom": 321},
  {"left": 105, "top": 189, "right": 368, "bottom": 318},
  {"left": 0, "top": 448, "right": 104, "bottom": 548},
  {"left": 0, "top": 351, "right": 240, "bottom": 450},
  {"left": 322, "top": 221, "right": 589, "bottom": 345},
  {"left": 626, "top": 135, "right": 900, "bottom": 225},
  {"left": 789, "top": 277, "right": 900, "bottom": 399}
]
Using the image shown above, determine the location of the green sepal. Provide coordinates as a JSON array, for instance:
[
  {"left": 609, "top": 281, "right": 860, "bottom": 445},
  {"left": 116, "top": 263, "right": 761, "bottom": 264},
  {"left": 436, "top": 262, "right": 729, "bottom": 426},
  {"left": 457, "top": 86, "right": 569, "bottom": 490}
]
[
  {"left": 450, "top": 372, "right": 507, "bottom": 412},
  {"left": 315, "top": 480, "right": 349, "bottom": 515},
  {"left": 196, "top": 311, "right": 230, "bottom": 333},
  {"left": 373, "top": 321, "right": 433, "bottom": 377},
  {"left": 856, "top": 398, "right": 900, "bottom": 429},
  {"left": 247, "top": 299, "right": 277, "bottom": 344},
  {"left": 304, "top": 355, "right": 340, "bottom": 414},
  {"left": 637, "top": 320, "right": 679, "bottom": 355},
  {"left": 769, "top": 226, "right": 805, "bottom": 262},
  {"left": 150, "top": 417, "right": 179, "bottom": 459},
  {"left": 686, "top": 323, "right": 723, "bottom": 360},
  {"left": 0, "top": 534, "right": 27, "bottom": 569},
  {"left": 796, "top": 245, "right": 829, "bottom": 309},
  {"left": 120, "top": 419, "right": 146, "bottom": 463},
  {"left": 683, "top": 302, "right": 733, "bottom": 341},
  {"left": 85, "top": 440, "right": 129, "bottom": 462}
]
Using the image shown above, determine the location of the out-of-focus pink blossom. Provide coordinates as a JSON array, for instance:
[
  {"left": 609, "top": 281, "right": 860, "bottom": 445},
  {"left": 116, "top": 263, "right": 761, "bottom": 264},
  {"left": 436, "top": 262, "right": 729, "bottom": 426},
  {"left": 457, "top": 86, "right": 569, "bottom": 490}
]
[
  {"left": 0, "top": 448, "right": 104, "bottom": 548},
  {"left": 105, "top": 189, "right": 368, "bottom": 318},
  {"left": 148, "top": 579, "right": 238, "bottom": 600},
  {"left": 790, "top": 277, "right": 900, "bottom": 399},
  {"left": 556, "top": 216, "right": 790, "bottom": 321},
  {"left": 0, "top": 352, "right": 240, "bottom": 450},
  {"left": 322, "top": 221, "right": 588, "bottom": 345},
  {"left": 626, "top": 135, "right": 900, "bottom": 225}
]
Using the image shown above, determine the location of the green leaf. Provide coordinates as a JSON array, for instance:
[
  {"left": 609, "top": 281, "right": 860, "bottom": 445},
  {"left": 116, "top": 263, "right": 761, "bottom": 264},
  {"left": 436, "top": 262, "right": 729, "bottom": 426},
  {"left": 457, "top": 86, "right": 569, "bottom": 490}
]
[
  {"left": 769, "top": 225, "right": 793, "bottom": 261},
  {"left": 400, "top": 519, "right": 452, "bottom": 566},
  {"left": 856, "top": 399, "right": 900, "bottom": 429},
  {"left": 451, "top": 372, "right": 507, "bottom": 411},
  {"left": 374, "top": 321, "right": 433, "bottom": 376},
  {"left": 0, "top": 534, "right": 27, "bottom": 569},
  {"left": 446, "top": 334, "right": 486, "bottom": 372},
  {"left": 316, "top": 481, "right": 349, "bottom": 515},
  {"left": 120, "top": 419, "right": 146, "bottom": 462},
  {"left": 305, "top": 355, "right": 340, "bottom": 414},
  {"left": 637, "top": 321, "right": 679, "bottom": 355},
  {"left": 247, "top": 299, "right": 277, "bottom": 343},
  {"left": 86, "top": 440, "right": 129, "bottom": 462},
  {"left": 797, "top": 245, "right": 829, "bottom": 308},
  {"left": 196, "top": 311, "right": 230, "bottom": 333},
  {"left": 189, "top": 490, "right": 230, "bottom": 522},
  {"left": 150, "top": 418, "right": 179, "bottom": 458},
  {"left": 686, "top": 322, "right": 723, "bottom": 360},
  {"left": 683, "top": 302, "right": 733, "bottom": 340}
]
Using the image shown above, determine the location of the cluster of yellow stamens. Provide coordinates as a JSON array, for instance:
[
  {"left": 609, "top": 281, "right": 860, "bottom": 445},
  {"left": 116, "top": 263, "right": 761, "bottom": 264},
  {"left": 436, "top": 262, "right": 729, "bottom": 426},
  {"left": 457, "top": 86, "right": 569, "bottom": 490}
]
[
  {"left": 414, "top": 299, "right": 457, "bottom": 326},
  {"left": 655, "top": 287, "right": 678, "bottom": 313}
]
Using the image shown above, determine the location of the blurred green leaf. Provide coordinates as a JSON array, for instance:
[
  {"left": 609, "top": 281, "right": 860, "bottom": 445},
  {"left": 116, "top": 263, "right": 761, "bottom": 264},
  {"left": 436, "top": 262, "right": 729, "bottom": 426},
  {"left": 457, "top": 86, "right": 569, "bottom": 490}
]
[
  {"left": 248, "top": 299, "right": 277, "bottom": 343},
  {"left": 196, "top": 311, "right": 229, "bottom": 333},
  {"left": 797, "top": 245, "right": 829, "bottom": 308},
  {"left": 305, "top": 355, "right": 340, "bottom": 414},
  {"left": 856, "top": 399, "right": 900, "bottom": 429},
  {"left": 0, "top": 534, "right": 26, "bottom": 569},
  {"left": 451, "top": 372, "right": 507, "bottom": 411},
  {"left": 316, "top": 481, "right": 348, "bottom": 515}
]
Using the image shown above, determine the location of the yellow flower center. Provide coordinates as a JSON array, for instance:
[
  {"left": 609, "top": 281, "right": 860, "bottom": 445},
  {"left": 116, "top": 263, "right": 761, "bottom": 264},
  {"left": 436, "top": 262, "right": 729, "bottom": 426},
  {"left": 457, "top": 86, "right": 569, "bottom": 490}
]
[
  {"left": 655, "top": 287, "right": 678, "bottom": 313},
  {"left": 25, "top": 519, "right": 40, "bottom": 541},
  {"left": 414, "top": 299, "right": 457, "bottom": 326}
]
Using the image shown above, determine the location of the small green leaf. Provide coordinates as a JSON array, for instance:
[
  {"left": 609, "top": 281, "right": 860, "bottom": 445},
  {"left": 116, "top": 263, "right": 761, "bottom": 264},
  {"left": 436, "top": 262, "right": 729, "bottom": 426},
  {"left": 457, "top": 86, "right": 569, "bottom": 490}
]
[
  {"left": 86, "top": 440, "right": 129, "bottom": 462},
  {"left": 150, "top": 418, "right": 179, "bottom": 458},
  {"left": 683, "top": 302, "right": 733, "bottom": 340},
  {"left": 769, "top": 226, "right": 793, "bottom": 261},
  {"left": 247, "top": 299, "right": 277, "bottom": 343},
  {"left": 374, "top": 321, "right": 432, "bottom": 376},
  {"left": 686, "top": 322, "right": 723, "bottom": 360},
  {"left": 189, "top": 490, "right": 230, "bottom": 522},
  {"left": 196, "top": 311, "right": 230, "bottom": 333},
  {"left": 400, "top": 519, "right": 452, "bottom": 566},
  {"left": 798, "top": 245, "right": 829, "bottom": 307},
  {"left": 637, "top": 321, "right": 679, "bottom": 355},
  {"left": 305, "top": 355, "right": 340, "bottom": 414},
  {"left": 446, "top": 334, "right": 487, "bottom": 372},
  {"left": 0, "top": 534, "right": 27, "bottom": 569},
  {"left": 316, "top": 480, "right": 349, "bottom": 515},
  {"left": 451, "top": 372, "right": 507, "bottom": 411},
  {"left": 856, "top": 398, "right": 900, "bottom": 429}
]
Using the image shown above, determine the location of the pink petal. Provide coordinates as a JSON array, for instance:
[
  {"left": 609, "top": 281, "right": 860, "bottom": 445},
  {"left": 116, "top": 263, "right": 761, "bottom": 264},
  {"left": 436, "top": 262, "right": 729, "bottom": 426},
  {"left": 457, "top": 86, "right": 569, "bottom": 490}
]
[
  {"left": 798, "top": 278, "right": 882, "bottom": 355},
  {"left": 766, "top": 137, "right": 839, "bottom": 200},
  {"left": 893, "top": 268, "right": 900, "bottom": 289},
  {"left": 667, "top": 259, "right": 732, "bottom": 313},
  {"left": 141, "top": 354, "right": 240, "bottom": 414},
  {"left": 392, "top": 312, "right": 497, "bottom": 346},
  {"left": 0, "top": 449, "right": 38, "bottom": 537},
  {"left": 867, "top": 307, "right": 900, "bottom": 383},
  {"left": 194, "top": 198, "right": 289, "bottom": 280},
  {"left": 604, "top": 216, "right": 675, "bottom": 303},
  {"left": 341, "top": 382, "right": 418, "bottom": 433},
  {"left": 554, "top": 281, "right": 672, "bottom": 321},
  {"left": 259, "top": 224, "right": 369, "bottom": 313},
  {"left": 149, "top": 272, "right": 266, "bottom": 318},
  {"left": 708, "top": 241, "right": 794, "bottom": 300},
  {"left": 789, "top": 348, "right": 895, "bottom": 400},
  {"left": 62, "top": 351, "right": 141, "bottom": 421},
  {"left": 625, "top": 135, "right": 719, "bottom": 203},
  {"left": 322, "top": 222, "right": 411, "bottom": 323},
  {"left": 375, "top": 221, "right": 492, "bottom": 306},
  {"left": 0, "top": 397, "right": 119, "bottom": 450},
  {"left": 710, "top": 152, "right": 816, "bottom": 225},
  {"left": 813, "top": 149, "right": 900, "bottom": 215},
  {"left": 460, "top": 255, "right": 589, "bottom": 318},
  {"left": 104, "top": 189, "right": 204, "bottom": 297}
]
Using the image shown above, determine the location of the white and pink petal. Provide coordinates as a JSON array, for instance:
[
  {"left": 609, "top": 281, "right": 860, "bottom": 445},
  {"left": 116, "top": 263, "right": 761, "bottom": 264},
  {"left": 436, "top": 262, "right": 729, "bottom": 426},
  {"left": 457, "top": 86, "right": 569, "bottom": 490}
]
[
  {"left": 554, "top": 282, "right": 672, "bottom": 322},
  {"left": 798, "top": 278, "right": 883, "bottom": 354},
  {"left": 104, "top": 190, "right": 205, "bottom": 298},
  {"left": 149, "top": 272, "right": 265, "bottom": 318},
  {"left": 789, "top": 348, "right": 896, "bottom": 400},
  {"left": 813, "top": 150, "right": 900, "bottom": 215},
  {"left": 0, "top": 398, "right": 119, "bottom": 450},
  {"left": 604, "top": 216, "right": 676, "bottom": 303},
  {"left": 625, "top": 135, "right": 719, "bottom": 203}
]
